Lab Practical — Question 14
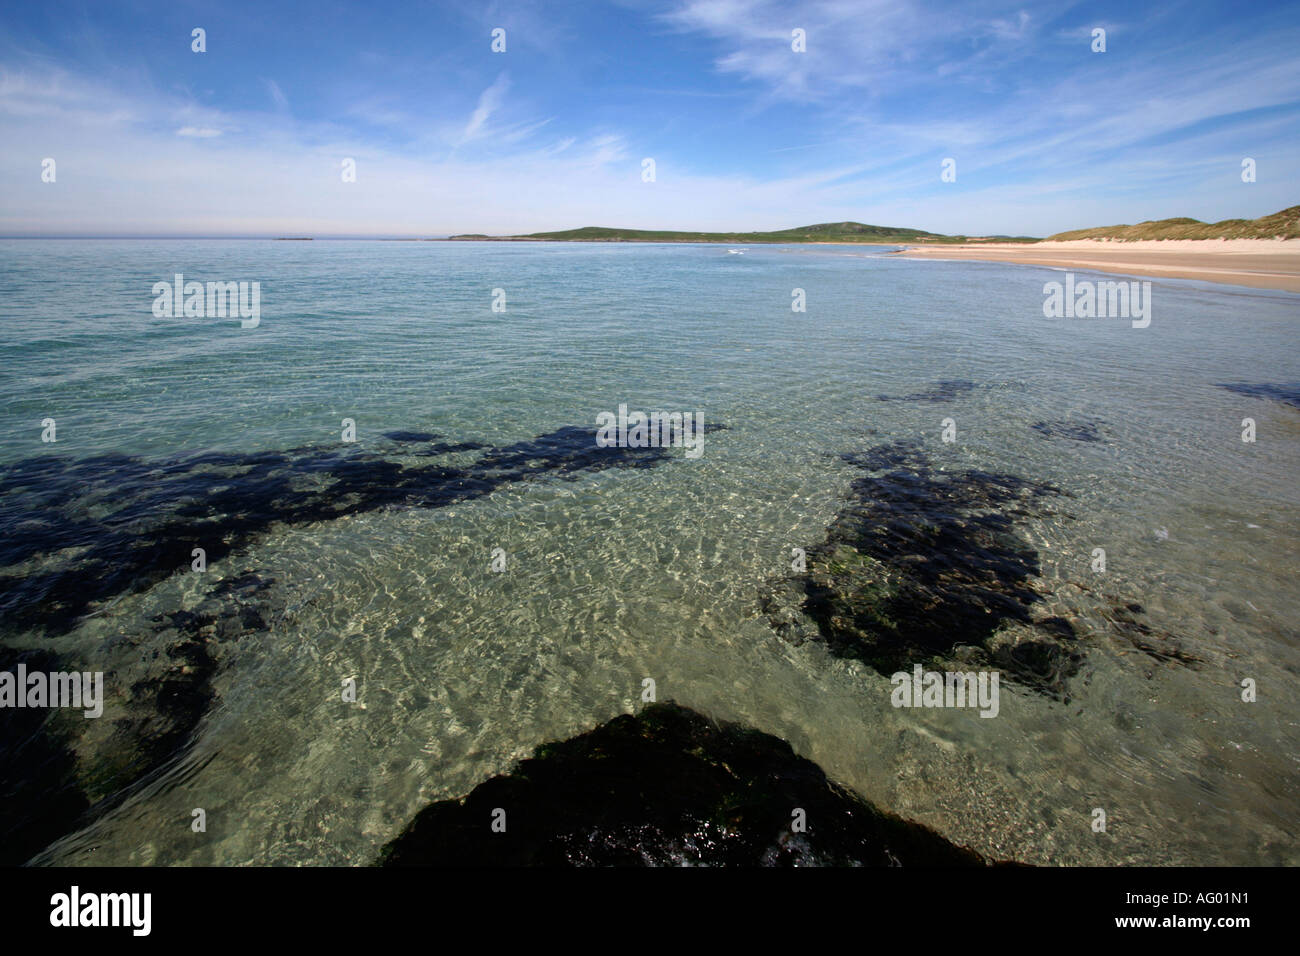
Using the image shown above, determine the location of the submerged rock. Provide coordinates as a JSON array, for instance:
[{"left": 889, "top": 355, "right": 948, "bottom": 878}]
[
  {"left": 876, "top": 380, "right": 978, "bottom": 403},
  {"left": 0, "top": 569, "right": 285, "bottom": 863},
  {"left": 765, "top": 440, "right": 1082, "bottom": 695},
  {"left": 875, "top": 380, "right": 1024, "bottom": 403},
  {"left": 1105, "top": 601, "right": 1203, "bottom": 670},
  {"left": 379, "top": 702, "right": 990, "bottom": 867},
  {"left": 1215, "top": 382, "right": 1300, "bottom": 409},
  {"left": 0, "top": 647, "right": 89, "bottom": 865},
  {"left": 95, "top": 570, "right": 277, "bottom": 795},
  {"left": 0, "top": 423, "right": 719, "bottom": 637},
  {"left": 0, "top": 423, "right": 726, "bottom": 859},
  {"left": 1030, "top": 419, "right": 1106, "bottom": 443}
]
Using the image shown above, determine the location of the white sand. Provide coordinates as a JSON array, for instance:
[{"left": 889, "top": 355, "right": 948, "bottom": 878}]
[{"left": 895, "top": 239, "right": 1300, "bottom": 292}]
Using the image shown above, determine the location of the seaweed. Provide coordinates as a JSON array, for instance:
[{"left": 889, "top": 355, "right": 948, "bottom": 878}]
[
  {"left": 0, "top": 424, "right": 718, "bottom": 636},
  {"left": 379, "top": 702, "right": 993, "bottom": 867},
  {"left": 766, "top": 440, "right": 1082, "bottom": 695}
]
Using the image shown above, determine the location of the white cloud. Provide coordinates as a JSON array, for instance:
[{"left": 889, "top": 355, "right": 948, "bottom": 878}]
[
  {"left": 1, "top": 15, "right": 1297, "bottom": 241},
  {"left": 265, "top": 79, "right": 289, "bottom": 110},
  {"left": 458, "top": 72, "right": 510, "bottom": 145}
]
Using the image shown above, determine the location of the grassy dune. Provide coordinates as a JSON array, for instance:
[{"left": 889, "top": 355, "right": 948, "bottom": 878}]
[{"left": 1047, "top": 205, "right": 1299, "bottom": 241}]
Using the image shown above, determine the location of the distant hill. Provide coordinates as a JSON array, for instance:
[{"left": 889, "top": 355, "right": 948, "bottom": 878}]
[
  {"left": 443, "top": 208, "right": 1300, "bottom": 245},
  {"left": 1048, "top": 206, "right": 1300, "bottom": 241},
  {"left": 448, "top": 222, "right": 1038, "bottom": 244}
]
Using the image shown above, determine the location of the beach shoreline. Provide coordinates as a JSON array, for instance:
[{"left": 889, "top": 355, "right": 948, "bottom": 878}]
[{"left": 892, "top": 238, "right": 1300, "bottom": 292}]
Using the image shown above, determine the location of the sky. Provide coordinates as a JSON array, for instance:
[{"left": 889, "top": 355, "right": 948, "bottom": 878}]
[{"left": 1, "top": 0, "right": 1297, "bottom": 237}]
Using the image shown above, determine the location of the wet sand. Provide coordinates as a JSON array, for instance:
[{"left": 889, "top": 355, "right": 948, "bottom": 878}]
[{"left": 894, "top": 239, "right": 1300, "bottom": 292}]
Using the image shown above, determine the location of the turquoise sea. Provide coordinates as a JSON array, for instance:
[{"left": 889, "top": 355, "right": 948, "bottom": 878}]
[{"left": 0, "top": 238, "right": 1297, "bottom": 865}]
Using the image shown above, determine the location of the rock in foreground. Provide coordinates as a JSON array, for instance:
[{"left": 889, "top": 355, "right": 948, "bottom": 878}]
[{"left": 379, "top": 702, "right": 990, "bottom": 866}]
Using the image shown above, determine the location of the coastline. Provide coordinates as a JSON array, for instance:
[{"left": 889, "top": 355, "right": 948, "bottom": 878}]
[{"left": 892, "top": 238, "right": 1300, "bottom": 292}]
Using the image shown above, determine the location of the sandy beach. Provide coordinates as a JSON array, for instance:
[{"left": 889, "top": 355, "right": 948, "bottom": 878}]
[{"left": 895, "top": 238, "right": 1300, "bottom": 292}]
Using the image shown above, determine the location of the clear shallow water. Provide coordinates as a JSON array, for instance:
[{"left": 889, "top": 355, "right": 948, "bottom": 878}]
[{"left": 0, "top": 239, "right": 1297, "bottom": 865}]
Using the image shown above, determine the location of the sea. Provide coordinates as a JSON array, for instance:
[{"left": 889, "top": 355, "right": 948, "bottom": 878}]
[{"left": 0, "top": 238, "right": 1296, "bottom": 865}]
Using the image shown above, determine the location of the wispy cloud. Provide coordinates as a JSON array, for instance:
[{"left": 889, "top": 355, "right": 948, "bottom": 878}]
[
  {"left": 265, "top": 79, "right": 289, "bottom": 111},
  {"left": 458, "top": 72, "right": 511, "bottom": 145}
]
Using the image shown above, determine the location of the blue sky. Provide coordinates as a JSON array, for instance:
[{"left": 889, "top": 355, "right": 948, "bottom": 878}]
[{"left": 2, "top": 0, "right": 1297, "bottom": 236}]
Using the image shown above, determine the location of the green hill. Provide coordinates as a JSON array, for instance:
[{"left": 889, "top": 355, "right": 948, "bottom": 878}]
[
  {"left": 1047, "top": 205, "right": 1300, "bottom": 241},
  {"left": 446, "top": 222, "right": 1037, "bottom": 244}
]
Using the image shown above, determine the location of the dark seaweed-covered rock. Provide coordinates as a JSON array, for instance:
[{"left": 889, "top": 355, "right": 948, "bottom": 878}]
[
  {"left": 0, "top": 421, "right": 724, "bottom": 857},
  {"left": 382, "top": 430, "right": 442, "bottom": 443},
  {"left": 875, "top": 380, "right": 1024, "bottom": 404},
  {"left": 765, "top": 440, "right": 1081, "bottom": 695},
  {"left": 98, "top": 575, "right": 275, "bottom": 790},
  {"left": 379, "top": 702, "right": 989, "bottom": 867},
  {"left": 0, "top": 423, "right": 717, "bottom": 636},
  {"left": 1030, "top": 419, "right": 1105, "bottom": 443},
  {"left": 876, "top": 380, "right": 978, "bottom": 403},
  {"left": 0, "top": 647, "right": 90, "bottom": 865},
  {"left": 1215, "top": 382, "right": 1300, "bottom": 408},
  {"left": 1106, "top": 603, "right": 1203, "bottom": 669},
  {"left": 0, "top": 569, "right": 288, "bottom": 863}
]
